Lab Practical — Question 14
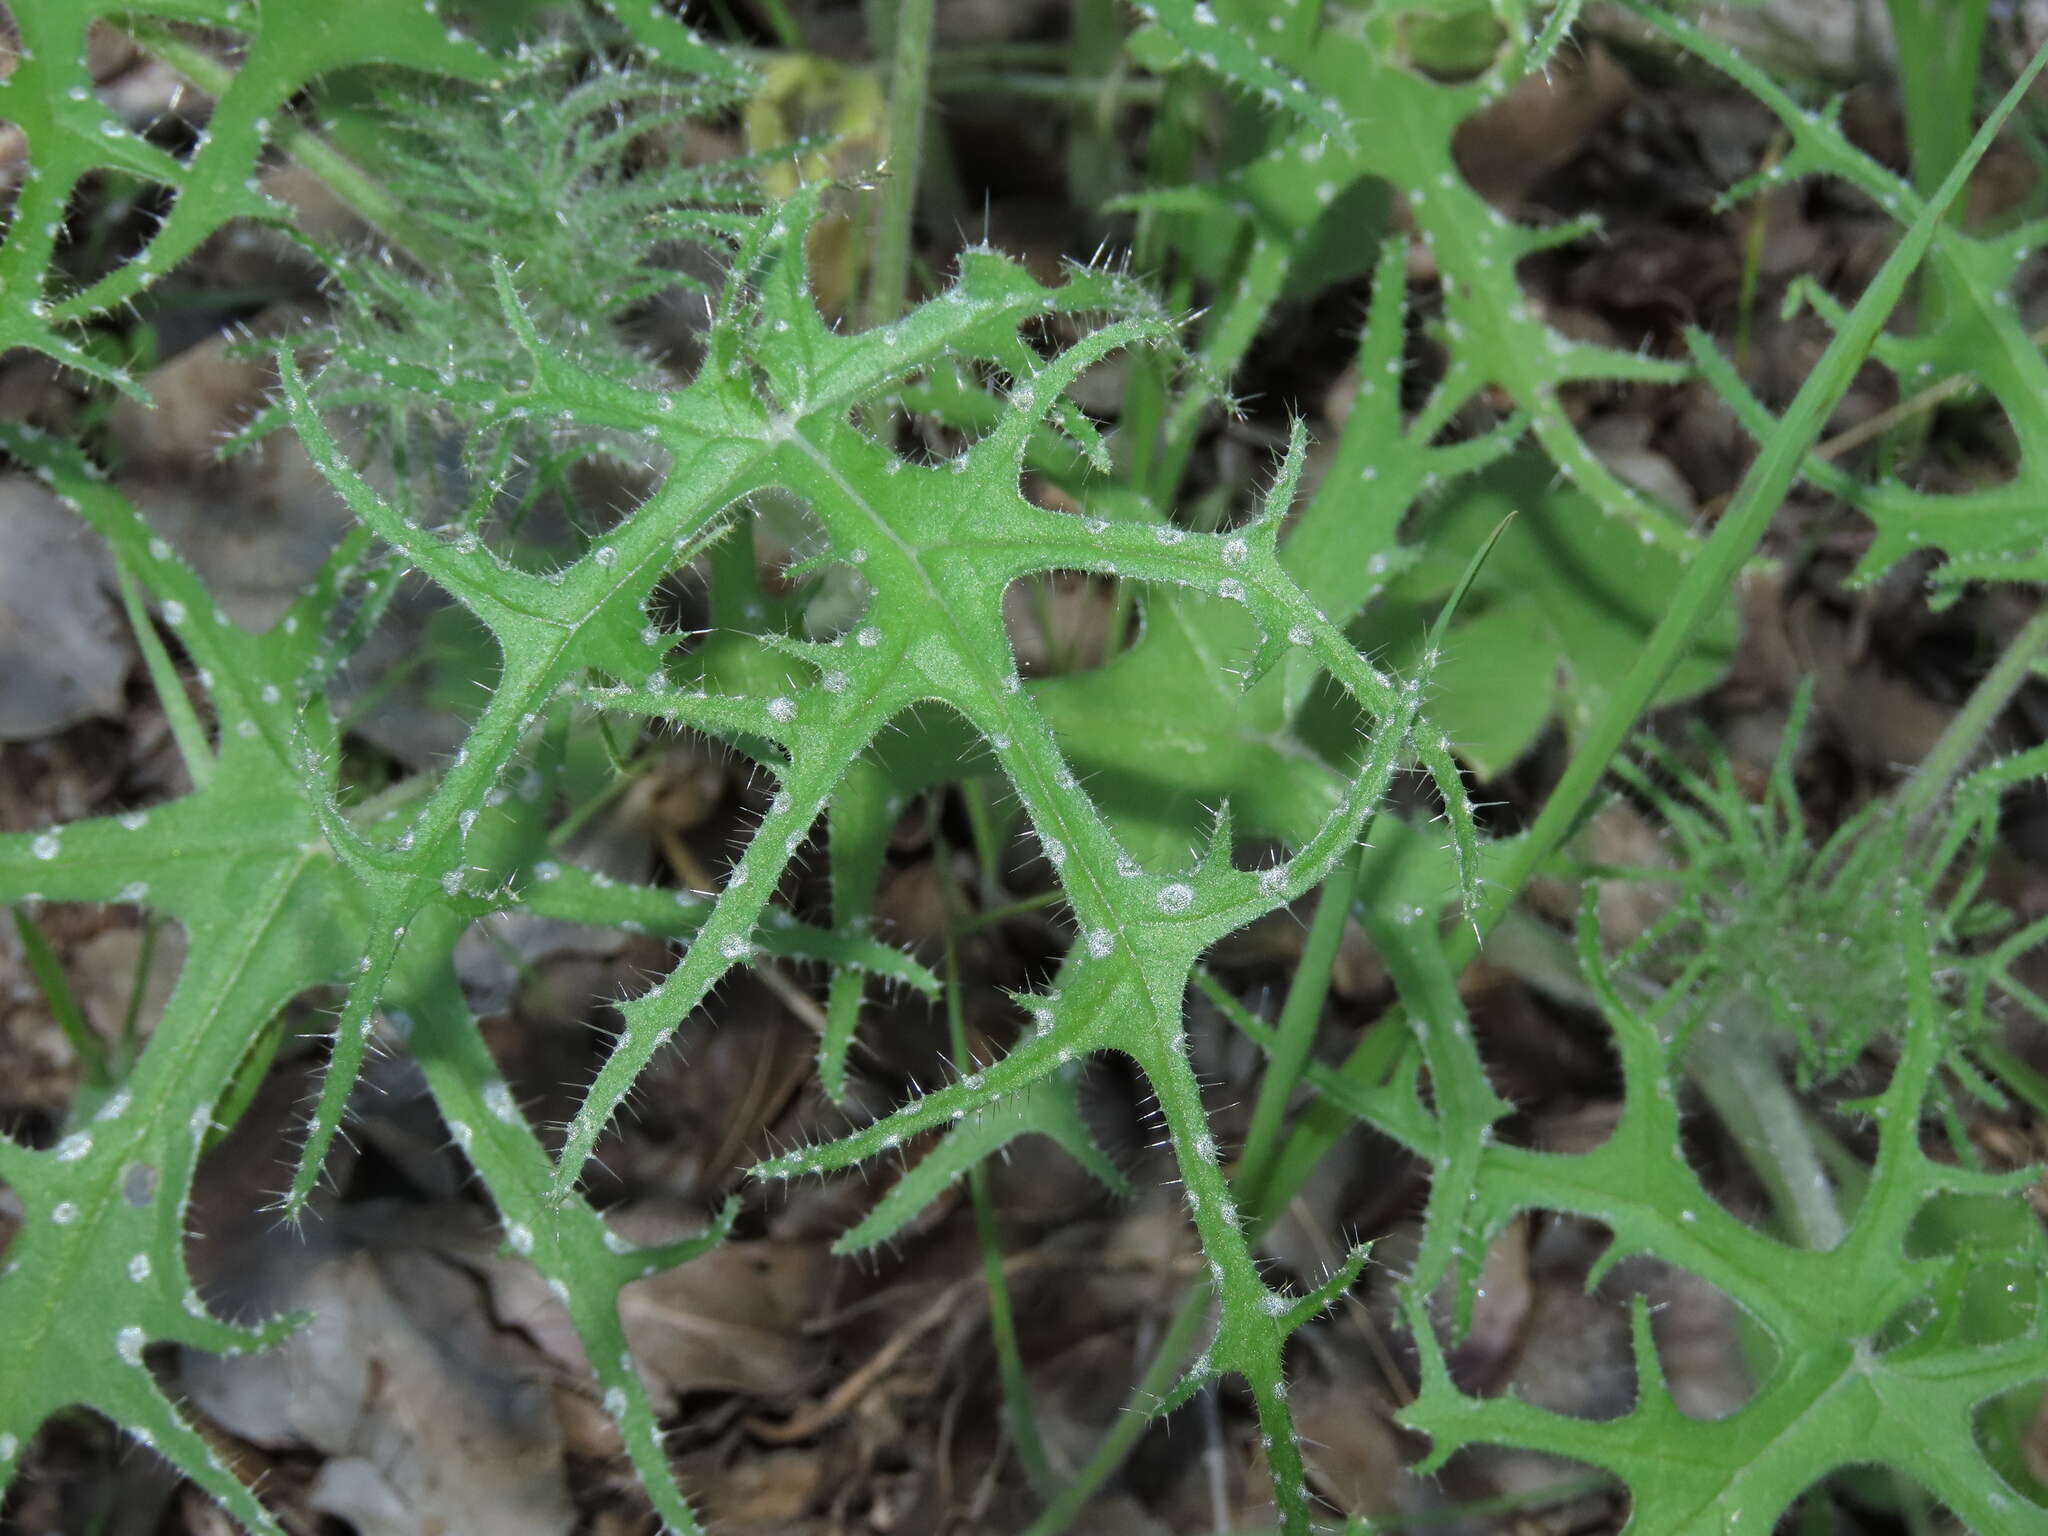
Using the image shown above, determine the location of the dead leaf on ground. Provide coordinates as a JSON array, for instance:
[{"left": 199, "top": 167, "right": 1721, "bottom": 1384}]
[
  {"left": 478, "top": 1216, "right": 834, "bottom": 1407},
  {"left": 182, "top": 1238, "right": 576, "bottom": 1536},
  {"left": 0, "top": 476, "right": 128, "bottom": 742},
  {"left": 1291, "top": 1374, "right": 1407, "bottom": 1523},
  {"left": 690, "top": 1445, "right": 828, "bottom": 1526},
  {"left": 69, "top": 919, "right": 184, "bottom": 1049},
  {"left": 1790, "top": 592, "right": 1954, "bottom": 781},
  {"left": 1029, "top": 1331, "right": 1148, "bottom": 1483},
  {"left": 1453, "top": 42, "right": 1636, "bottom": 209}
]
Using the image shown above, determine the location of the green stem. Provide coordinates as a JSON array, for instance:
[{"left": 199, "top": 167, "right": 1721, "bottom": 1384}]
[
  {"left": 867, "top": 0, "right": 936, "bottom": 328},
  {"left": 935, "top": 820, "right": 1052, "bottom": 1497},
  {"left": 13, "top": 908, "right": 111, "bottom": 1098},
  {"left": 113, "top": 560, "right": 213, "bottom": 791},
  {"left": 754, "top": 0, "right": 803, "bottom": 49},
  {"left": 936, "top": 43, "right": 1077, "bottom": 69},
  {"left": 1020, "top": 1283, "right": 1210, "bottom": 1536},
  {"left": 1066, "top": 0, "right": 1127, "bottom": 210},
  {"left": 1887, "top": 0, "right": 1990, "bottom": 339},
  {"left": 958, "top": 777, "right": 1010, "bottom": 910},
  {"left": 934, "top": 71, "right": 1164, "bottom": 102},
  {"left": 1733, "top": 137, "right": 1783, "bottom": 372},
  {"left": 1121, "top": 70, "right": 1198, "bottom": 493},
  {"left": 1899, "top": 602, "right": 2048, "bottom": 830},
  {"left": 117, "top": 912, "right": 161, "bottom": 1072},
  {"left": 958, "top": 888, "right": 1067, "bottom": 935},
  {"left": 967, "top": 1160, "right": 1053, "bottom": 1495},
  {"left": 1978, "top": 1041, "right": 2048, "bottom": 1119},
  {"left": 1234, "top": 841, "right": 1363, "bottom": 1216},
  {"left": 1687, "top": 1002, "right": 1846, "bottom": 1251}
]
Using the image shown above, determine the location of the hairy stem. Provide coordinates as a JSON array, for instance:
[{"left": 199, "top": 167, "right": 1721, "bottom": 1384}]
[
  {"left": 868, "top": 0, "right": 936, "bottom": 327},
  {"left": 1686, "top": 1001, "right": 1846, "bottom": 1252}
]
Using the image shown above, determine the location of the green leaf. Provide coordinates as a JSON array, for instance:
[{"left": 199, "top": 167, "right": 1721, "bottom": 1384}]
[
  {"left": 1641, "top": 2, "right": 2048, "bottom": 598},
  {"left": 1352, "top": 455, "right": 1738, "bottom": 776},
  {"left": 1389, "top": 892, "right": 2048, "bottom": 1534},
  {"left": 832, "top": 1067, "right": 1132, "bottom": 1254},
  {"left": 0, "top": 0, "right": 508, "bottom": 386}
]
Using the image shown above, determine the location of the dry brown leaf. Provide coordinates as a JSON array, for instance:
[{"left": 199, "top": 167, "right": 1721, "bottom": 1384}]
[
  {"left": 481, "top": 1224, "right": 834, "bottom": 1406},
  {"left": 1453, "top": 42, "right": 1636, "bottom": 208},
  {"left": 184, "top": 1244, "right": 576, "bottom": 1536},
  {"left": 698, "top": 1446, "right": 827, "bottom": 1525},
  {"left": 70, "top": 920, "right": 184, "bottom": 1048},
  {"left": 1291, "top": 1375, "right": 1407, "bottom": 1523},
  {"left": 0, "top": 477, "right": 127, "bottom": 742}
]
